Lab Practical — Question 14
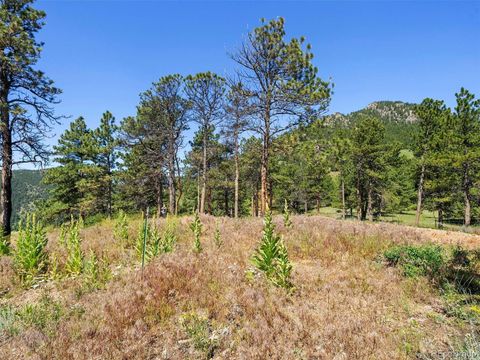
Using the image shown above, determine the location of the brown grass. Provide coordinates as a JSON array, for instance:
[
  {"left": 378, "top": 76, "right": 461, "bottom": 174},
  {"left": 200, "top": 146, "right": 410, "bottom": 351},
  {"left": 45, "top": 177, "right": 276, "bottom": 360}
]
[{"left": 0, "top": 215, "right": 474, "bottom": 359}]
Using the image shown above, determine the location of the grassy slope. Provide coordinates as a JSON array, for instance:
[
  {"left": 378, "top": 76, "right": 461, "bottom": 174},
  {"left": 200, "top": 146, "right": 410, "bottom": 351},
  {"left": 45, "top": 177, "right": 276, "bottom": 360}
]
[
  {"left": 316, "top": 206, "right": 474, "bottom": 232},
  {"left": 0, "top": 215, "right": 478, "bottom": 359}
]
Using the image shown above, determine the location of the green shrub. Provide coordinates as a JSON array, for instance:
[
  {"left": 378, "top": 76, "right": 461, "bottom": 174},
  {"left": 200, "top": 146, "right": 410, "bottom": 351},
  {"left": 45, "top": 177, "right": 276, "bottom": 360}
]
[
  {"left": 0, "top": 234, "right": 10, "bottom": 256},
  {"left": 0, "top": 305, "right": 17, "bottom": 336},
  {"left": 113, "top": 210, "right": 129, "bottom": 245},
  {"left": 16, "top": 295, "right": 63, "bottom": 337},
  {"left": 135, "top": 214, "right": 149, "bottom": 260},
  {"left": 0, "top": 296, "right": 64, "bottom": 339},
  {"left": 384, "top": 244, "right": 445, "bottom": 278},
  {"left": 146, "top": 226, "right": 162, "bottom": 260},
  {"left": 63, "top": 218, "right": 83, "bottom": 276},
  {"left": 137, "top": 216, "right": 177, "bottom": 262},
  {"left": 190, "top": 212, "right": 203, "bottom": 253},
  {"left": 83, "top": 250, "right": 111, "bottom": 291},
  {"left": 213, "top": 222, "right": 222, "bottom": 248},
  {"left": 14, "top": 214, "right": 49, "bottom": 284},
  {"left": 179, "top": 311, "right": 217, "bottom": 358},
  {"left": 283, "top": 199, "right": 292, "bottom": 228},
  {"left": 160, "top": 217, "right": 177, "bottom": 253},
  {"left": 252, "top": 211, "right": 293, "bottom": 290}
]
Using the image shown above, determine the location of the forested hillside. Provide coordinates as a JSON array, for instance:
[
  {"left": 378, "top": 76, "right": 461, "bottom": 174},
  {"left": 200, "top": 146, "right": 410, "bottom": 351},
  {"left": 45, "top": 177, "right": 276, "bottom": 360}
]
[
  {"left": 11, "top": 170, "right": 44, "bottom": 227},
  {"left": 326, "top": 101, "right": 419, "bottom": 147}
]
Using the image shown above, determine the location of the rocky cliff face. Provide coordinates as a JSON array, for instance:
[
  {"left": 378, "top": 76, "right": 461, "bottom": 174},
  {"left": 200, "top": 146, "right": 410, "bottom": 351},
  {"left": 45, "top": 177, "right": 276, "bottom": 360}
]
[{"left": 325, "top": 101, "right": 419, "bottom": 124}]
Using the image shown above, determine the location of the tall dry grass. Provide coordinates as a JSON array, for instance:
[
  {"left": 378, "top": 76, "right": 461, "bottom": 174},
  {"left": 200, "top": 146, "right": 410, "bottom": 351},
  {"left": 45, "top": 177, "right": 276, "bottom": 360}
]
[{"left": 0, "top": 215, "right": 474, "bottom": 359}]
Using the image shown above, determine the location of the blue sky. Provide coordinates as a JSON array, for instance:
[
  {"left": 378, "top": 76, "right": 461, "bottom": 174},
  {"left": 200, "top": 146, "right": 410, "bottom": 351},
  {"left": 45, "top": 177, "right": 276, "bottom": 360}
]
[{"left": 34, "top": 0, "right": 479, "bottom": 150}]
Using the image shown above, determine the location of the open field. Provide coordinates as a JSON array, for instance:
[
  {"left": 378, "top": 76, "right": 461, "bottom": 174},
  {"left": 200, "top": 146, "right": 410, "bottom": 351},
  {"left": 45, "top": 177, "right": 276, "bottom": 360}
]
[
  {"left": 316, "top": 207, "right": 480, "bottom": 233},
  {"left": 1, "top": 215, "right": 479, "bottom": 359}
]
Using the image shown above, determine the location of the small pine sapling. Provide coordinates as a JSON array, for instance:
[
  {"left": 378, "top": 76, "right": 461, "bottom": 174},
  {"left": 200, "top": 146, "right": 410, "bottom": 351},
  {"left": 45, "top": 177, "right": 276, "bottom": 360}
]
[
  {"left": 283, "top": 199, "right": 292, "bottom": 228},
  {"left": 190, "top": 211, "right": 203, "bottom": 253}
]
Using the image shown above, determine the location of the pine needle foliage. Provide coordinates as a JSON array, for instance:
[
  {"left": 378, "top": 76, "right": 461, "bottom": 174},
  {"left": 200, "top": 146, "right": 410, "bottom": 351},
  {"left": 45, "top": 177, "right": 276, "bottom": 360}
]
[
  {"left": 14, "top": 214, "right": 49, "bottom": 284},
  {"left": 283, "top": 199, "right": 292, "bottom": 228},
  {"left": 190, "top": 212, "right": 203, "bottom": 253},
  {"left": 252, "top": 211, "right": 293, "bottom": 290},
  {"left": 63, "top": 218, "right": 83, "bottom": 276}
]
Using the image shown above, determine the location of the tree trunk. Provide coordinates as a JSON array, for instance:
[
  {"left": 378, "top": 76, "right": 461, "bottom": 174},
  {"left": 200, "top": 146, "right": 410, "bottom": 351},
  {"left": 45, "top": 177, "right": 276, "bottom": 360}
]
[
  {"left": 167, "top": 145, "right": 176, "bottom": 215},
  {"left": 367, "top": 185, "right": 373, "bottom": 221},
  {"left": 107, "top": 162, "right": 113, "bottom": 218},
  {"left": 415, "top": 163, "right": 425, "bottom": 226},
  {"left": 356, "top": 179, "right": 362, "bottom": 221},
  {"left": 251, "top": 195, "right": 255, "bottom": 217},
  {"left": 316, "top": 197, "right": 320, "bottom": 213},
  {"left": 252, "top": 188, "right": 259, "bottom": 217},
  {"left": 260, "top": 108, "right": 271, "bottom": 215},
  {"left": 175, "top": 156, "right": 183, "bottom": 216},
  {"left": 156, "top": 177, "right": 163, "bottom": 216},
  {"left": 200, "top": 129, "right": 207, "bottom": 214},
  {"left": 463, "top": 167, "right": 471, "bottom": 226},
  {"left": 304, "top": 199, "right": 308, "bottom": 214},
  {"left": 196, "top": 170, "right": 200, "bottom": 212},
  {"left": 464, "top": 189, "right": 471, "bottom": 226},
  {"left": 260, "top": 136, "right": 269, "bottom": 215},
  {"left": 341, "top": 178, "right": 346, "bottom": 220},
  {"left": 438, "top": 208, "right": 444, "bottom": 229},
  {"left": 224, "top": 186, "right": 229, "bottom": 216},
  {"left": 0, "top": 96, "right": 12, "bottom": 236},
  {"left": 234, "top": 134, "right": 239, "bottom": 218}
]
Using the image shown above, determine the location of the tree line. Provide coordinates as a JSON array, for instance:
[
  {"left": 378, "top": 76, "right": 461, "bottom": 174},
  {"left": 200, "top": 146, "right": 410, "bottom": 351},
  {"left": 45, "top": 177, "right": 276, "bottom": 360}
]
[
  {"left": 39, "top": 16, "right": 334, "bottom": 223},
  {"left": 1, "top": 1, "right": 480, "bottom": 235}
]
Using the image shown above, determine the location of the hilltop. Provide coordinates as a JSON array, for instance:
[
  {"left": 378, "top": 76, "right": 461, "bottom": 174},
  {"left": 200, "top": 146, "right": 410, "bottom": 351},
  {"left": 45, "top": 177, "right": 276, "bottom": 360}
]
[{"left": 326, "top": 101, "right": 419, "bottom": 146}]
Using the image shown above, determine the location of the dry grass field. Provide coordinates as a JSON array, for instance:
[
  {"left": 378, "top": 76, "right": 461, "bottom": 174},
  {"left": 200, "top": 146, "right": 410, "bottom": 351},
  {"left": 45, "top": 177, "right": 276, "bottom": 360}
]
[{"left": 0, "top": 214, "right": 479, "bottom": 359}]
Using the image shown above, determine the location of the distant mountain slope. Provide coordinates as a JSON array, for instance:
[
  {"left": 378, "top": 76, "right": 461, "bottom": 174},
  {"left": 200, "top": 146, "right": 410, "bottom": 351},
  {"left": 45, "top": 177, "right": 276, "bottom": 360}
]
[
  {"left": 326, "top": 101, "right": 419, "bottom": 147},
  {"left": 12, "top": 169, "right": 45, "bottom": 226}
]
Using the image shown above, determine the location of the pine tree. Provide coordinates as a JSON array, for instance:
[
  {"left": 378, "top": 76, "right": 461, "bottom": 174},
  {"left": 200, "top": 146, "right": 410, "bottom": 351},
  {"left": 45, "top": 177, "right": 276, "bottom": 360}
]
[
  {"left": 137, "top": 75, "right": 189, "bottom": 215},
  {"left": 94, "top": 111, "right": 118, "bottom": 217},
  {"left": 0, "top": 0, "right": 61, "bottom": 235},
  {"left": 451, "top": 88, "right": 480, "bottom": 226},
  {"left": 185, "top": 72, "right": 226, "bottom": 214},
  {"left": 43, "top": 117, "right": 99, "bottom": 222},
  {"left": 351, "top": 116, "right": 394, "bottom": 220},
  {"left": 231, "top": 17, "right": 332, "bottom": 215},
  {"left": 224, "top": 82, "right": 251, "bottom": 218},
  {"left": 413, "top": 99, "right": 448, "bottom": 225}
]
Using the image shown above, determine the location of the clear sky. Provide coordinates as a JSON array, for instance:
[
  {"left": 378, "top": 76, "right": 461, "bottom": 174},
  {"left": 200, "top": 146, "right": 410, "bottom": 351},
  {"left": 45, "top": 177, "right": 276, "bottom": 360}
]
[{"left": 34, "top": 0, "right": 480, "bottom": 150}]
